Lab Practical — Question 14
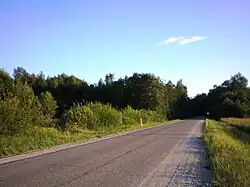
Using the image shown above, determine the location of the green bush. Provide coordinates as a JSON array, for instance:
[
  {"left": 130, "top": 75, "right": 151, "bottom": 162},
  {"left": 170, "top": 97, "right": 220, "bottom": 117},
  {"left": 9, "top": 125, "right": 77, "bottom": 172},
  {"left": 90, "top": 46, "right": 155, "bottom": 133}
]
[
  {"left": 65, "top": 103, "right": 97, "bottom": 129},
  {"left": 0, "top": 83, "right": 42, "bottom": 135},
  {"left": 122, "top": 106, "right": 141, "bottom": 126},
  {"left": 39, "top": 91, "right": 57, "bottom": 118},
  {"left": 0, "top": 82, "right": 58, "bottom": 135},
  {"left": 0, "top": 69, "right": 13, "bottom": 99},
  {"left": 65, "top": 102, "right": 122, "bottom": 130},
  {"left": 87, "top": 102, "right": 122, "bottom": 129},
  {"left": 0, "top": 96, "right": 29, "bottom": 135},
  {"left": 141, "top": 110, "right": 153, "bottom": 123},
  {"left": 143, "top": 109, "right": 164, "bottom": 123},
  {"left": 39, "top": 91, "right": 57, "bottom": 127},
  {"left": 122, "top": 106, "right": 164, "bottom": 126}
]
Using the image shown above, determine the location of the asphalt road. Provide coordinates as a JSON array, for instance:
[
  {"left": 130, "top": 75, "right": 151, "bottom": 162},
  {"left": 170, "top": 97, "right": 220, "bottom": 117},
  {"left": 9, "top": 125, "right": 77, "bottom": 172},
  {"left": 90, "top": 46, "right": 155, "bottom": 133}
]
[{"left": 0, "top": 119, "right": 203, "bottom": 187}]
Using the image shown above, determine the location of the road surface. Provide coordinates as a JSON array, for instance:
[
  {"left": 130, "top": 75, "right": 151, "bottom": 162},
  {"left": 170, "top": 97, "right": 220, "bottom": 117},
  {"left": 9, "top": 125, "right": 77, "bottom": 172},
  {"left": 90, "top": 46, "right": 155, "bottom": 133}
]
[{"left": 0, "top": 119, "right": 210, "bottom": 187}]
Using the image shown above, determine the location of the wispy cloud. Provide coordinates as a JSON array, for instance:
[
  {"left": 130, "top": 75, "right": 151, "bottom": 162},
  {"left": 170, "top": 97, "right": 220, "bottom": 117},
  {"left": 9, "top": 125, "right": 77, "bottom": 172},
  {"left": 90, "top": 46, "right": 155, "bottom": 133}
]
[{"left": 158, "top": 36, "right": 207, "bottom": 45}]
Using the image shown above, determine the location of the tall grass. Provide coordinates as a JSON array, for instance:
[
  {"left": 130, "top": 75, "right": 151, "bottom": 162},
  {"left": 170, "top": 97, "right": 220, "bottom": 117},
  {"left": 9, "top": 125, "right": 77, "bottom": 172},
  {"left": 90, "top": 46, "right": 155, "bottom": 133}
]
[
  {"left": 0, "top": 127, "right": 97, "bottom": 158},
  {"left": 221, "top": 117, "right": 250, "bottom": 126},
  {"left": 0, "top": 119, "right": 169, "bottom": 158},
  {"left": 0, "top": 101, "right": 168, "bottom": 158},
  {"left": 204, "top": 119, "right": 250, "bottom": 187}
]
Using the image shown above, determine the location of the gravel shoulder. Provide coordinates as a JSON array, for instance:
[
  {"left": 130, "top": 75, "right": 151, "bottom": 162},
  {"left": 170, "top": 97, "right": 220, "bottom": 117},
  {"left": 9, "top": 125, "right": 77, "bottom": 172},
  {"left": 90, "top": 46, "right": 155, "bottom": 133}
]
[{"left": 139, "top": 120, "right": 211, "bottom": 187}]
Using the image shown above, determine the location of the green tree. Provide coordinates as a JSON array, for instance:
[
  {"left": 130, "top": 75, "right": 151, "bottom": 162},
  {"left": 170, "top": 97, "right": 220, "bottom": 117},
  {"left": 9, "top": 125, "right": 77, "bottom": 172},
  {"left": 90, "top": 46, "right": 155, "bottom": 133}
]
[
  {"left": 0, "top": 82, "right": 42, "bottom": 135},
  {"left": 0, "top": 69, "right": 12, "bottom": 99},
  {"left": 39, "top": 91, "right": 57, "bottom": 119}
]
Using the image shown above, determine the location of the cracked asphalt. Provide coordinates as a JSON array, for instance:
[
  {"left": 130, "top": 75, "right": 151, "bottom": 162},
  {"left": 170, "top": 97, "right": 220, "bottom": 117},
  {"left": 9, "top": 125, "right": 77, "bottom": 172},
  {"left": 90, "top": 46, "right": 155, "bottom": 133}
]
[{"left": 0, "top": 119, "right": 209, "bottom": 187}]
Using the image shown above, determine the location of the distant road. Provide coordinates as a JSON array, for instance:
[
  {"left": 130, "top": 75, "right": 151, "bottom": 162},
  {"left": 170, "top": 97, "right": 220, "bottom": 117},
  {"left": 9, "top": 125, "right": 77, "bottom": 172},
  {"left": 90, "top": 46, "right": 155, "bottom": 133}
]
[{"left": 0, "top": 119, "right": 204, "bottom": 187}]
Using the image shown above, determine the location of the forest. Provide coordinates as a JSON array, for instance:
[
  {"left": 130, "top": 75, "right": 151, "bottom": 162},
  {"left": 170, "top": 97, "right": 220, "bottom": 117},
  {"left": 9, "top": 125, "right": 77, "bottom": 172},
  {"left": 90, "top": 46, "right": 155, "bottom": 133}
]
[
  {"left": 1, "top": 67, "right": 250, "bottom": 131},
  {"left": 0, "top": 67, "right": 249, "bottom": 157}
]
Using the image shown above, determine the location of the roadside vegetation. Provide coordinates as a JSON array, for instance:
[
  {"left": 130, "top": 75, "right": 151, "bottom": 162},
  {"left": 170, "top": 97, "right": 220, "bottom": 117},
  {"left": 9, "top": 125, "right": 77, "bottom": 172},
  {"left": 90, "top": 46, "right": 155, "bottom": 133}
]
[
  {"left": 0, "top": 118, "right": 170, "bottom": 158},
  {"left": 0, "top": 68, "right": 184, "bottom": 158},
  {"left": 199, "top": 70, "right": 250, "bottom": 186},
  {"left": 0, "top": 67, "right": 249, "bottom": 160},
  {"left": 204, "top": 118, "right": 250, "bottom": 187},
  {"left": 0, "top": 82, "right": 166, "bottom": 158}
]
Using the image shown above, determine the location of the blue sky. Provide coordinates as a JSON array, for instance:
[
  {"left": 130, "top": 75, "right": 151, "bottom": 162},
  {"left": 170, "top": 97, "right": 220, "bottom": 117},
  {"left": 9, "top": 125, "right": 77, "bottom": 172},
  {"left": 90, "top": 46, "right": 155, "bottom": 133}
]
[{"left": 0, "top": 0, "right": 249, "bottom": 97}]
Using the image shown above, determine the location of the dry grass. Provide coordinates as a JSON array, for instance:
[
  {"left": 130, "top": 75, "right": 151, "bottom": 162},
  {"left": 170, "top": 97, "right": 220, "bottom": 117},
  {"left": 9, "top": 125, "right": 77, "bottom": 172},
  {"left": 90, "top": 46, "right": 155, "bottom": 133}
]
[
  {"left": 221, "top": 117, "right": 250, "bottom": 126},
  {"left": 221, "top": 117, "right": 250, "bottom": 143}
]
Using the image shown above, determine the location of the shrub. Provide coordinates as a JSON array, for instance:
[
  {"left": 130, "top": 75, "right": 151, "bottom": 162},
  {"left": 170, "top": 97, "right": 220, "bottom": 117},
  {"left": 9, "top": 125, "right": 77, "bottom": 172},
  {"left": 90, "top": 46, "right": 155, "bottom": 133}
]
[
  {"left": 0, "top": 82, "right": 54, "bottom": 135},
  {"left": 0, "top": 95, "right": 40, "bottom": 135},
  {"left": 65, "top": 102, "right": 122, "bottom": 130},
  {"left": 39, "top": 91, "right": 57, "bottom": 127},
  {"left": 65, "top": 103, "right": 97, "bottom": 129},
  {"left": 85, "top": 102, "right": 122, "bottom": 129},
  {"left": 0, "top": 69, "right": 13, "bottom": 99},
  {"left": 65, "top": 102, "right": 164, "bottom": 131},
  {"left": 0, "top": 96, "right": 29, "bottom": 135},
  {"left": 122, "top": 106, "right": 141, "bottom": 126},
  {"left": 141, "top": 109, "right": 163, "bottom": 123},
  {"left": 122, "top": 106, "right": 164, "bottom": 126},
  {"left": 39, "top": 91, "right": 57, "bottom": 117},
  {"left": 11, "top": 83, "right": 44, "bottom": 127}
]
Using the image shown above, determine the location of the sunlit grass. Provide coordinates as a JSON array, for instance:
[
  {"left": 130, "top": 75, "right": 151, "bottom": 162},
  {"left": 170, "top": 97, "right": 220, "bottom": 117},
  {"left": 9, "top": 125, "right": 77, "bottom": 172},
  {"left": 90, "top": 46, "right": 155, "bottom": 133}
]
[
  {"left": 0, "top": 127, "right": 96, "bottom": 158},
  {"left": 0, "top": 120, "right": 176, "bottom": 159},
  {"left": 204, "top": 119, "right": 250, "bottom": 187},
  {"left": 221, "top": 117, "right": 250, "bottom": 126}
]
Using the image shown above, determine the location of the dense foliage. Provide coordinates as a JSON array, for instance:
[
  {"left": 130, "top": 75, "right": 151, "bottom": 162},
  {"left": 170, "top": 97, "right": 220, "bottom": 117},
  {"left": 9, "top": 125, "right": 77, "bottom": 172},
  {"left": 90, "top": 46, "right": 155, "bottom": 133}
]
[
  {"left": 188, "top": 73, "right": 250, "bottom": 119},
  {"left": 0, "top": 67, "right": 249, "bottom": 137}
]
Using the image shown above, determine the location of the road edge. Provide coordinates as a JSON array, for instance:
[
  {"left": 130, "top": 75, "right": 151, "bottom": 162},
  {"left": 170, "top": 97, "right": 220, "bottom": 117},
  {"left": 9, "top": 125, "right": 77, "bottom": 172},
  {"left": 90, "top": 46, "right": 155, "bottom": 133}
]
[
  {"left": 0, "top": 120, "right": 182, "bottom": 165},
  {"left": 138, "top": 120, "right": 203, "bottom": 187}
]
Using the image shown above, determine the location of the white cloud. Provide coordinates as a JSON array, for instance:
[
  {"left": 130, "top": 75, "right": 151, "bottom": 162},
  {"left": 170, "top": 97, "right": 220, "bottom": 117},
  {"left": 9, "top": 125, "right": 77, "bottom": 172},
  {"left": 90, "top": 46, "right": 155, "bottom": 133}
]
[{"left": 158, "top": 36, "right": 207, "bottom": 45}]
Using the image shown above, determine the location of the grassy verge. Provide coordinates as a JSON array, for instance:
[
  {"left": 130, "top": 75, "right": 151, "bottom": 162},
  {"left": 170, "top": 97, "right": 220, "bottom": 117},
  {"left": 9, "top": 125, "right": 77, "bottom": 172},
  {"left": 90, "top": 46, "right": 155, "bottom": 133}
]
[
  {"left": 204, "top": 119, "right": 250, "bottom": 187},
  {"left": 0, "top": 120, "right": 177, "bottom": 159}
]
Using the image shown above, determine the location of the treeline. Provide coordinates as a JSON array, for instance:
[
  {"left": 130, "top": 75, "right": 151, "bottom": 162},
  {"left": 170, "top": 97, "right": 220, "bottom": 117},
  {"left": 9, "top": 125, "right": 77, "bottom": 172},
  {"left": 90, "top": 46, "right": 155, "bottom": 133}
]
[
  {"left": 0, "top": 67, "right": 188, "bottom": 135},
  {"left": 189, "top": 73, "right": 250, "bottom": 119},
  {"left": 1, "top": 67, "right": 190, "bottom": 117},
  {"left": 0, "top": 67, "right": 249, "bottom": 136}
]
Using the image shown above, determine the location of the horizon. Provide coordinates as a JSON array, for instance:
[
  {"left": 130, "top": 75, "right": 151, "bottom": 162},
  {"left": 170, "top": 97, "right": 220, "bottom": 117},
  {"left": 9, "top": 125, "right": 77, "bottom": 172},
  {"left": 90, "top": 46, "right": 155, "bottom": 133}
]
[{"left": 1, "top": 0, "right": 250, "bottom": 97}]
